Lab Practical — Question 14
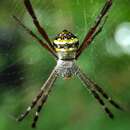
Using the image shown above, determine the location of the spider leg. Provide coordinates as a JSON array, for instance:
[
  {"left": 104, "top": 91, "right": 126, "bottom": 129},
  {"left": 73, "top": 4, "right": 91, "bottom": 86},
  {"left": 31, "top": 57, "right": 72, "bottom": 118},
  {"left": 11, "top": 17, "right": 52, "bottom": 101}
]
[
  {"left": 77, "top": 15, "right": 108, "bottom": 56},
  {"left": 91, "top": 89, "right": 114, "bottom": 118},
  {"left": 13, "top": 15, "right": 57, "bottom": 59},
  {"left": 16, "top": 90, "right": 43, "bottom": 122},
  {"left": 76, "top": 68, "right": 114, "bottom": 119},
  {"left": 89, "top": 80, "right": 123, "bottom": 111},
  {"left": 91, "top": 15, "right": 108, "bottom": 39},
  {"left": 24, "top": 0, "right": 54, "bottom": 50},
  {"left": 76, "top": 67, "right": 123, "bottom": 111},
  {"left": 31, "top": 92, "right": 48, "bottom": 128},
  {"left": 76, "top": 0, "right": 112, "bottom": 58},
  {"left": 16, "top": 67, "right": 58, "bottom": 122}
]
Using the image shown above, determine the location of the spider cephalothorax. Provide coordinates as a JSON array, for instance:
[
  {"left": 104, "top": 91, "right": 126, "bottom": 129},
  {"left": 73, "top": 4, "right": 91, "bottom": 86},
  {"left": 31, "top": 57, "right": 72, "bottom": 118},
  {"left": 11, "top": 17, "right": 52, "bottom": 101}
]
[{"left": 53, "top": 30, "right": 79, "bottom": 60}]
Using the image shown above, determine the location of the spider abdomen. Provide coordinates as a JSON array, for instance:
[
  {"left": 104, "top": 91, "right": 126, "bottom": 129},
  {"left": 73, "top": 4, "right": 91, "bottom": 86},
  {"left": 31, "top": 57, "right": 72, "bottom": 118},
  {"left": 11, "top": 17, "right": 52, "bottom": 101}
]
[{"left": 53, "top": 30, "right": 79, "bottom": 60}]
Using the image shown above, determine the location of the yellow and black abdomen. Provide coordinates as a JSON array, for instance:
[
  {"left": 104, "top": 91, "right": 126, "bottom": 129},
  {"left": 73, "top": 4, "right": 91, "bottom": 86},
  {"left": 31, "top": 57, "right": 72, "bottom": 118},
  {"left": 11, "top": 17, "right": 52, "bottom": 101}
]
[{"left": 53, "top": 30, "right": 79, "bottom": 60}]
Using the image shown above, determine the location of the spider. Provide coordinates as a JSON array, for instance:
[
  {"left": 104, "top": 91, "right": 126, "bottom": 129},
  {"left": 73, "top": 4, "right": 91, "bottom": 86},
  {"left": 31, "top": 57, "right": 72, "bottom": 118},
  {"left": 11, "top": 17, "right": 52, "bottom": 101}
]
[{"left": 13, "top": 0, "right": 122, "bottom": 128}]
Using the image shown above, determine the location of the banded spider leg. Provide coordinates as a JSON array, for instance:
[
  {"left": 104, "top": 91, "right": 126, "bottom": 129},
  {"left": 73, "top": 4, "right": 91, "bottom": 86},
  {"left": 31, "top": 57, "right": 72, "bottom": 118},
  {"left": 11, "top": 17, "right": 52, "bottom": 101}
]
[
  {"left": 76, "top": 67, "right": 122, "bottom": 118},
  {"left": 16, "top": 67, "right": 58, "bottom": 126}
]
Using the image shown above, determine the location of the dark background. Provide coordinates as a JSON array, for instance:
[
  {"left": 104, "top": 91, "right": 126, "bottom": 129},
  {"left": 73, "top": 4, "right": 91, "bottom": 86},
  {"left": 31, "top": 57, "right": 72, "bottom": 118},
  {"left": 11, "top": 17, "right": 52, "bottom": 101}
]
[{"left": 0, "top": 0, "right": 130, "bottom": 130}]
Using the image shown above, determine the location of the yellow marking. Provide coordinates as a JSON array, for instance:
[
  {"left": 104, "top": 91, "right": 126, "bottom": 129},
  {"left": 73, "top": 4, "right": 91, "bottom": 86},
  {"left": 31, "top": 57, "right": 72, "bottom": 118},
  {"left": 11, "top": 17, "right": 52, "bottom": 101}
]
[
  {"left": 55, "top": 48, "right": 77, "bottom": 52},
  {"left": 54, "top": 38, "right": 78, "bottom": 45}
]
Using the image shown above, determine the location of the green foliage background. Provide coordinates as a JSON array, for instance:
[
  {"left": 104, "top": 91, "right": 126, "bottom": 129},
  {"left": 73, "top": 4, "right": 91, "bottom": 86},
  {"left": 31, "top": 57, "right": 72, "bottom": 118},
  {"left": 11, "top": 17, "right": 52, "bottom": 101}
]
[{"left": 0, "top": 0, "right": 130, "bottom": 130}]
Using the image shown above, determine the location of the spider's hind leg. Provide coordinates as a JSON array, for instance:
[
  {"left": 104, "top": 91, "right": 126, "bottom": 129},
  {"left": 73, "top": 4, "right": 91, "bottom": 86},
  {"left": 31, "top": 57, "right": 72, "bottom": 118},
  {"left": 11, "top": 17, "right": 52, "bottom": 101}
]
[
  {"left": 76, "top": 0, "right": 112, "bottom": 58},
  {"left": 13, "top": 15, "right": 57, "bottom": 58},
  {"left": 24, "top": 0, "right": 54, "bottom": 50}
]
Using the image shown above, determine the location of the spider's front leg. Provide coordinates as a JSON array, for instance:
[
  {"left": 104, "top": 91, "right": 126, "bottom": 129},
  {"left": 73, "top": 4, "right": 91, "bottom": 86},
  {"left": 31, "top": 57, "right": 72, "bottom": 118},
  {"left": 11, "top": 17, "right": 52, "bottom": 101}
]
[
  {"left": 76, "top": 0, "right": 112, "bottom": 58},
  {"left": 76, "top": 68, "right": 114, "bottom": 118},
  {"left": 16, "top": 67, "right": 58, "bottom": 123},
  {"left": 76, "top": 67, "right": 122, "bottom": 118},
  {"left": 31, "top": 90, "right": 49, "bottom": 128}
]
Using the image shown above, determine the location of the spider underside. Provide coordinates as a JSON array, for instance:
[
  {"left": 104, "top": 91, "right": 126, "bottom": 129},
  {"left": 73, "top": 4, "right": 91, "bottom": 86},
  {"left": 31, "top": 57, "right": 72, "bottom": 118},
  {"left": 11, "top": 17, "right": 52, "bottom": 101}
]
[{"left": 13, "top": 0, "right": 123, "bottom": 128}]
